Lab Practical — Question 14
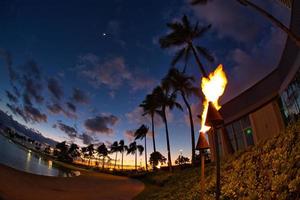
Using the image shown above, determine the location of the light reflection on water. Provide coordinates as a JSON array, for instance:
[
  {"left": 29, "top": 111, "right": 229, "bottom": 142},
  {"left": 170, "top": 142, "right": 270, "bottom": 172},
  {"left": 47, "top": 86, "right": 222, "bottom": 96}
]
[{"left": 0, "top": 134, "right": 70, "bottom": 177}]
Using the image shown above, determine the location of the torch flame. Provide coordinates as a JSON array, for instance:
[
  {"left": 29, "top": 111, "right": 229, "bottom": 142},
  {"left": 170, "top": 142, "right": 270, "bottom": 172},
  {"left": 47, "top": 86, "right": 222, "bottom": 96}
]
[{"left": 200, "top": 64, "right": 228, "bottom": 133}]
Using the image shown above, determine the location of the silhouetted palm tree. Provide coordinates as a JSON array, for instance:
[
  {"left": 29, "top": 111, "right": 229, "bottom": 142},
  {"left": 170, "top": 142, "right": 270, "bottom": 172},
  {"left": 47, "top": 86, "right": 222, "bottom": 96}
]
[
  {"left": 86, "top": 144, "right": 94, "bottom": 166},
  {"left": 97, "top": 143, "right": 108, "bottom": 169},
  {"left": 127, "top": 141, "right": 144, "bottom": 170},
  {"left": 110, "top": 141, "right": 119, "bottom": 169},
  {"left": 152, "top": 85, "right": 183, "bottom": 171},
  {"left": 68, "top": 143, "right": 80, "bottom": 161},
  {"left": 159, "top": 15, "right": 214, "bottom": 75},
  {"left": 140, "top": 94, "right": 159, "bottom": 153},
  {"left": 134, "top": 124, "right": 149, "bottom": 171},
  {"left": 118, "top": 140, "right": 127, "bottom": 170},
  {"left": 190, "top": 0, "right": 300, "bottom": 47},
  {"left": 162, "top": 68, "right": 199, "bottom": 165}
]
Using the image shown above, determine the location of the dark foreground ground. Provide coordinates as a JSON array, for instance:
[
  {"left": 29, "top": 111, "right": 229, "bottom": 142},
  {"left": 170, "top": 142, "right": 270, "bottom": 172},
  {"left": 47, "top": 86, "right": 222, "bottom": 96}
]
[{"left": 0, "top": 164, "right": 144, "bottom": 200}]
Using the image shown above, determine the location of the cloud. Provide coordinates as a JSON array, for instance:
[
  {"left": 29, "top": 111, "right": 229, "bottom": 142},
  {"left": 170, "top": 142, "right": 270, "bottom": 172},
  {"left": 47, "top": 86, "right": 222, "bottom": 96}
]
[
  {"left": 71, "top": 88, "right": 90, "bottom": 104},
  {"left": 125, "top": 106, "right": 173, "bottom": 128},
  {"left": 79, "top": 133, "right": 95, "bottom": 145},
  {"left": 129, "top": 75, "right": 157, "bottom": 92},
  {"left": 53, "top": 121, "right": 77, "bottom": 139},
  {"left": 124, "top": 130, "right": 135, "bottom": 142},
  {"left": 66, "top": 102, "right": 76, "bottom": 112},
  {"left": 47, "top": 77, "right": 63, "bottom": 100},
  {"left": 84, "top": 114, "right": 119, "bottom": 135},
  {"left": 189, "top": 0, "right": 263, "bottom": 42},
  {"left": 78, "top": 54, "right": 157, "bottom": 93},
  {"left": 80, "top": 56, "right": 131, "bottom": 89},
  {"left": 24, "top": 105, "right": 47, "bottom": 123},
  {"left": 47, "top": 103, "right": 77, "bottom": 119},
  {"left": 222, "top": 27, "right": 286, "bottom": 101},
  {"left": 5, "top": 90, "right": 18, "bottom": 103},
  {"left": 0, "top": 48, "right": 18, "bottom": 82},
  {"left": 6, "top": 103, "right": 27, "bottom": 122}
]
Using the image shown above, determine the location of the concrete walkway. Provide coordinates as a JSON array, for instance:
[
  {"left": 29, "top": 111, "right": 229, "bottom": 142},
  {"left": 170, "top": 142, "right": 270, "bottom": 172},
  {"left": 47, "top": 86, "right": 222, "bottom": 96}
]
[{"left": 0, "top": 164, "right": 144, "bottom": 200}]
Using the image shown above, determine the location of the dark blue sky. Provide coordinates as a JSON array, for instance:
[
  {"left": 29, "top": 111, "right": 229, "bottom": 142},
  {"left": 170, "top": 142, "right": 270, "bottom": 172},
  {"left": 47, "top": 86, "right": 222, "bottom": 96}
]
[{"left": 0, "top": 0, "right": 290, "bottom": 163}]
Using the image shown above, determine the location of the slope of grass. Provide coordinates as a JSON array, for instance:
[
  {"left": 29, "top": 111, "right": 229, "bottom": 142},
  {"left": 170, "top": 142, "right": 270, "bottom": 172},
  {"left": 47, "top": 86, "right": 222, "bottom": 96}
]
[{"left": 134, "top": 121, "right": 300, "bottom": 200}]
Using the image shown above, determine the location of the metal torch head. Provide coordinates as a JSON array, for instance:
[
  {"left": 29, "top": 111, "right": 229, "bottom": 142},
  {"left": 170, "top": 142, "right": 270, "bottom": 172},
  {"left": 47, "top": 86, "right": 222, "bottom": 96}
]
[
  {"left": 196, "top": 131, "right": 210, "bottom": 150},
  {"left": 205, "top": 102, "right": 224, "bottom": 127}
]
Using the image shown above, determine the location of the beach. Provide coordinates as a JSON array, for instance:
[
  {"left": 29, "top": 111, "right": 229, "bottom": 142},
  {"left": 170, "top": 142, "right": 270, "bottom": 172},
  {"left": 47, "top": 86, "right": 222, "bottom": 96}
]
[{"left": 0, "top": 164, "right": 144, "bottom": 200}]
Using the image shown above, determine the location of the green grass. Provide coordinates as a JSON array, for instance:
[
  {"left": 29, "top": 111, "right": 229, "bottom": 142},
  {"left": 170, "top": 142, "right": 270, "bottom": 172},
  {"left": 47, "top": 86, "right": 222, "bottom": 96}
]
[{"left": 134, "top": 121, "right": 300, "bottom": 200}]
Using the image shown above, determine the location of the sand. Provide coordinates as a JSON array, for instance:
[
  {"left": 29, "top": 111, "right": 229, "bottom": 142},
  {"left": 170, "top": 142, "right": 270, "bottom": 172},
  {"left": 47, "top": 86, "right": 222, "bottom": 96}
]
[{"left": 0, "top": 164, "right": 144, "bottom": 200}]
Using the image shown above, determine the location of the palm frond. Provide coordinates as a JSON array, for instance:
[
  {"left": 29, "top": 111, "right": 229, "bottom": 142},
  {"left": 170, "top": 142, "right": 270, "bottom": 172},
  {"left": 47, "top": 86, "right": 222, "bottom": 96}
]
[
  {"left": 171, "top": 47, "right": 186, "bottom": 66},
  {"left": 196, "top": 46, "right": 214, "bottom": 62},
  {"left": 190, "top": 0, "right": 210, "bottom": 5},
  {"left": 195, "top": 24, "right": 212, "bottom": 38}
]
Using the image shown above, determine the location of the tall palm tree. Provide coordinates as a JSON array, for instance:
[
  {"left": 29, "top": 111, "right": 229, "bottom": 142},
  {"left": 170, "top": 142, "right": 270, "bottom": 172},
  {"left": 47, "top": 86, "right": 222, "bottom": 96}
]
[
  {"left": 134, "top": 124, "right": 149, "bottom": 171},
  {"left": 190, "top": 0, "right": 300, "bottom": 47},
  {"left": 118, "top": 140, "right": 127, "bottom": 170},
  {"left": 127, "top": 141, "right": 144, "bottom": 170},
  {"left": 97, "top": 143, "right": 108, "bottom": 169},
  {"left": 110, "top": 141, "right": 119, "bottom": 169},
  {"left": 159, "top": 15, "right": 214, "bottom": 76},
  {"left": 162, "top": 68, "right": 199, "bottom": 165},
  {"left": 86, "top": 144, "right": 94, "bottom": 166},
  {"left": 140, "top": 94, "right": 159, "bottom": 153},
  {"left": 152, "top": 85, "right": 183, "bottom": 171}
]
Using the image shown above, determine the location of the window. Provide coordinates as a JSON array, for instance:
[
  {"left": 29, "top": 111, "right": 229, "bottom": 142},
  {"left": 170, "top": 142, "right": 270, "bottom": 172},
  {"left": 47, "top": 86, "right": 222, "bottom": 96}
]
[{"left": 280, "top": 70, "right": 300, "bottom": 124}]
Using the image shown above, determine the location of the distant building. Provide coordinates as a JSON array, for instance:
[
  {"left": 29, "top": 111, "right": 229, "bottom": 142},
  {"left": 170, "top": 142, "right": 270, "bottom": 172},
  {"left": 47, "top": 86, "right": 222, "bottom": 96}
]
[{"left": 206, "top": 0, "right": 300, "bottom": 161}]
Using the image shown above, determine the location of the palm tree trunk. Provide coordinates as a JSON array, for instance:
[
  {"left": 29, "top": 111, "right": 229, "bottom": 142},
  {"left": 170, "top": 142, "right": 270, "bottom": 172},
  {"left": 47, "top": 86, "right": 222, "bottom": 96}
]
[
  {"left": 114, "top": 152, "right": 118, "bottom": 169},
  {"left": 102, "top": 156, "right": 105, "bottom": 170},
  {"left": 151, "top": 114, "right": 157, "bottom": 152},
  {"left": 239, "top": 0, "right": 300, "bottom": 47},
  {"left": 135, "top": 151, "right": 137, "bottom": 170},
  {"left": 163, "top": 107, "right": 173, "bottom": 171},
  {"left": 181, "top": 92, "right": 196, "bottom": 165},
  {"left": 121, "top": 152, "right": 124, "bottom": 170},
  {"left": 145, "top": 137, "right": 148, "bottom": 171},
  {"left": 190, "top": 44, "right": 208, "bottom": 77}
]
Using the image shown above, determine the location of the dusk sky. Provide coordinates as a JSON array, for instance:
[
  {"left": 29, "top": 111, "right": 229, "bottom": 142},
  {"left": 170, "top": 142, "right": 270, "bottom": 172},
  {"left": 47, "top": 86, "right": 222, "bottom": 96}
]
[{"left": 0, "top": 0, "right": 291, "bottom": 163}]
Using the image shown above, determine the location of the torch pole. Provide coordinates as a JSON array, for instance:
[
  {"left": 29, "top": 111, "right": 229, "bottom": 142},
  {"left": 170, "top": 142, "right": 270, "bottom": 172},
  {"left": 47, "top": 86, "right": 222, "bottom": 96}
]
[
  {"left": 212, "top": 127, "right": 221, "bottom": 200},
  {"left": 200, "top": 150, "right": 205, "bottom": 200}
]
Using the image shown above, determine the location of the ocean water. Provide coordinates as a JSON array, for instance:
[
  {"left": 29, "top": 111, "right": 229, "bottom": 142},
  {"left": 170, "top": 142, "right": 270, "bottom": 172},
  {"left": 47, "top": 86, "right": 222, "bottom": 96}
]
[{"left": 0, "top": 134, "right": 70, "bottom": 177}]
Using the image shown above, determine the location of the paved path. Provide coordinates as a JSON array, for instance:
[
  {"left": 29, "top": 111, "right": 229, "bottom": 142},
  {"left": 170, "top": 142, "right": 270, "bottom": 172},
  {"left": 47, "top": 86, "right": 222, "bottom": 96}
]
[{"left": 0, "top": 164, "right": 144, "bottom": 200}]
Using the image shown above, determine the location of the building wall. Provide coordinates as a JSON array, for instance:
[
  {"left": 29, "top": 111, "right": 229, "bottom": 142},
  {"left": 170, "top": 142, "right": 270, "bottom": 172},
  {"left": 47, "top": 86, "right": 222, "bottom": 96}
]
[
  {"left": 249, "top": 100, "right": 285, "bottom": 143},
  {"left": 277, "top": 0, "right": 293, "bottom": 8}
]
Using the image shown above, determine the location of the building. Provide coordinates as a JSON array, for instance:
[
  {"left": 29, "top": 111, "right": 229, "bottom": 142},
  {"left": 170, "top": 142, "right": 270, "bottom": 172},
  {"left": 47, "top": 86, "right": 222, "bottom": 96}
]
[
  {"left": 278, "top": 0, "right": 293, "bottom": 8},
  {"left": 206, "top": 0, "right": 300, "bottom": 160}
]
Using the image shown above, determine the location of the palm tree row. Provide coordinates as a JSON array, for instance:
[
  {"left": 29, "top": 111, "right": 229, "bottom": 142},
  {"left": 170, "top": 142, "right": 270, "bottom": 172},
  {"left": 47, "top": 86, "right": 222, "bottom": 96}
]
[{"left": 139, "top": 14, "right": 214, "bottom": 171}]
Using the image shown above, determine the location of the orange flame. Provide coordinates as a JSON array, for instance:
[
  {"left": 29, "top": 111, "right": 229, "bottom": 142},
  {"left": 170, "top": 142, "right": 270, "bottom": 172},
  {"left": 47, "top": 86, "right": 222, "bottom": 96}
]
[{"left": 200, "top": 64, "right": 228, "bottom": 133}]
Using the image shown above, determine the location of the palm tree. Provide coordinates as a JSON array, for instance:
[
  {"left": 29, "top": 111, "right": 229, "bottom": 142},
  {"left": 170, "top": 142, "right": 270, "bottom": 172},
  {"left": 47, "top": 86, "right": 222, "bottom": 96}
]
[
  {"left": 159, "top": 15, "right": 214, "bottom": 75},
  {"left": 162, "top": 68, "right": 199, "bottom": 165},
  {"left": 68, "top": 143, "right": 80, "bottom": 161},
  {"left": 127, "top": 141, "right": 144, "bottom": 170},
  {"left": 140, "top": 94, "right": 159, "bottom": 153},
  {"left": 190, "top": 0, "right": 300, "bottom": 47},
  {"left": 152, "top": 85, "right": 183, "bottom": 171},
  {"left": 86, "top": 144, "right": 94, "bottom": 166},
  {"left": 97, "top": 143, "right": 108, "bottom": 169},
  {"left": 118, "top": 140, "right": 127, "bottom": 170},
  {"left": 134, "top": 124, "right": 149, "bottom": 171},
  {"left": 110, "top": 141, "right": 119, "bottom": 169}
]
